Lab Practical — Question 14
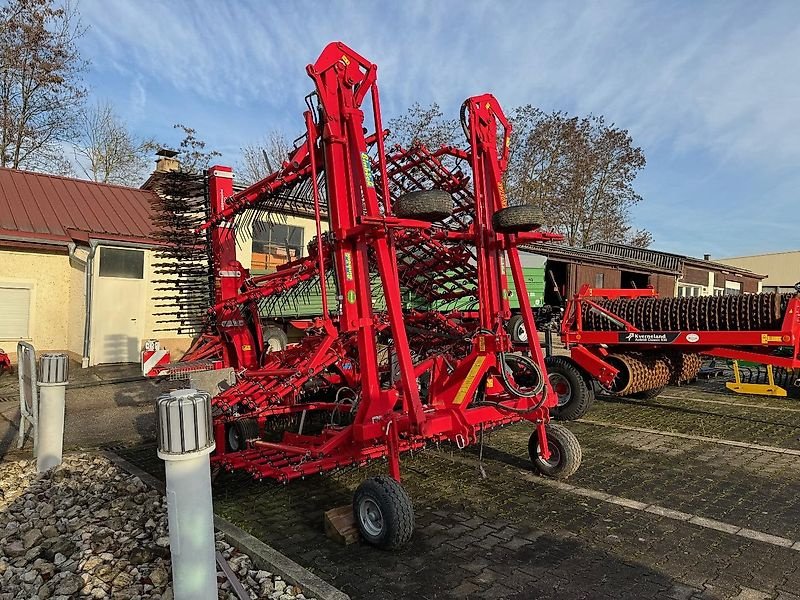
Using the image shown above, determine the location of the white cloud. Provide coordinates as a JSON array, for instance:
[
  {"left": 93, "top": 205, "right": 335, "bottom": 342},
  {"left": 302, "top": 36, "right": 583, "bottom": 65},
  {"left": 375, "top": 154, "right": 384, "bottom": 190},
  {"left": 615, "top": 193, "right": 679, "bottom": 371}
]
[
  {"left": 78, "top": 0, "right": 800, "bottom": 170},
  {"left": 129, "top": 77, "right": 147, "bottom": 119}
]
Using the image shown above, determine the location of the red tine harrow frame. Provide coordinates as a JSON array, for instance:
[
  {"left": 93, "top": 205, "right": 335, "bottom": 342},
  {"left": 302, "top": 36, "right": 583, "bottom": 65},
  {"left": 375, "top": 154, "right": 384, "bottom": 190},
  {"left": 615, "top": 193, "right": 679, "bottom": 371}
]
[{"left": 164, "top": 42, "right": 582, "bottom": 549}]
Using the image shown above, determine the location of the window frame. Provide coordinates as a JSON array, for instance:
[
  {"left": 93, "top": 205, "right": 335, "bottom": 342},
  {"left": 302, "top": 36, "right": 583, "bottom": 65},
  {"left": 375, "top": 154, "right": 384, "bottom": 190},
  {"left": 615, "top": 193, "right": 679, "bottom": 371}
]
[
  {"left": 98, "top": 247, "right": 145, "bottom": 280},
  {"left": 251, "top": 222, "right": 305, "bottom": 273}
]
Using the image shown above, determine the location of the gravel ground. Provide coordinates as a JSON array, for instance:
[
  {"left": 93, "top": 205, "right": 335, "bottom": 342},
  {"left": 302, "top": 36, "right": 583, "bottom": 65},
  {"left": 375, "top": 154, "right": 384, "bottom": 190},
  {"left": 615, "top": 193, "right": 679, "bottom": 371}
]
[{"left": 0, "top": 454, "right": 315, "bottom": 600}]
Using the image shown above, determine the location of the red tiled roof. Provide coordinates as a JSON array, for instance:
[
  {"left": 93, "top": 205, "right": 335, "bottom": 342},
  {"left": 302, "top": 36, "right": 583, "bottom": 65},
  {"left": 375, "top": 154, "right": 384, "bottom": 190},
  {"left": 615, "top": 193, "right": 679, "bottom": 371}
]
[{"left": 0, "top": 167, "right": 158, "bottom": 247}]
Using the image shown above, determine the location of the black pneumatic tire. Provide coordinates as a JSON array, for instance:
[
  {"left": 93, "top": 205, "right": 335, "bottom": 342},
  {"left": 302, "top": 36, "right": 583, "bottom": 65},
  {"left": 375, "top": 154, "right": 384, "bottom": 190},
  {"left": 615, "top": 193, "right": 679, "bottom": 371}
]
[
  {"left": 528, "top": 424, "right": 582, "bottom": 479},
  {"left": 264, "top": 326, "right": 288, "bottom": 353},
  {"left": 492, "top": 205, "right": 545, "bottom": 233},
  {"left": 393, "top": 190, "right": 453, "bottom": 222},
  {"left": 630, "top": 385, "right": 666, "bottom": 400},
  {"left": 353, "top": 476, "right": 415, "bottom": 550},
  {"left": 546, "top": 356, "right": 594, "bottom": 421},
  {"left": 226, "top": 418, "right": 259, "bottom": 452},
  {"left": 507, "top": 314, "right": 527, "bottom": 344}
]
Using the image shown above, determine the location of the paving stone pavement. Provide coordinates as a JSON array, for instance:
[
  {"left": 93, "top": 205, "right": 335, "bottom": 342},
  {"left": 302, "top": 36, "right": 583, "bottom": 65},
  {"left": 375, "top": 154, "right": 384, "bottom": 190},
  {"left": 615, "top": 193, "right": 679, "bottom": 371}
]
[
  {"left": 587, "top": 392, "right": 800, "bottom": 450},
  {"left": 117, "top": 381, "right": 800, "bottom": 600}
]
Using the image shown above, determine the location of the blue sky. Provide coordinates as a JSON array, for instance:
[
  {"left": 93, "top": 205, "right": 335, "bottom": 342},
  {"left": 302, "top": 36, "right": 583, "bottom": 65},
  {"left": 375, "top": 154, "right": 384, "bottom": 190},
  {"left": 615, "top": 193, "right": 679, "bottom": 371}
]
[{"left": 76, "top": 0, "right": 800, "bottom": 259}]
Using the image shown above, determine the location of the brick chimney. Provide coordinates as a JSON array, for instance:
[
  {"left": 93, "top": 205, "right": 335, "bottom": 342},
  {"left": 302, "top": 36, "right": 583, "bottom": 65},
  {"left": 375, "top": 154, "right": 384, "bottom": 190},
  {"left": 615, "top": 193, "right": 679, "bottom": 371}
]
[
  {"left": 155, "top": 148, "right": 180, "bottom": 173},
  {"left": 703, "top": 253, "right": 711, "bottom": 261}
]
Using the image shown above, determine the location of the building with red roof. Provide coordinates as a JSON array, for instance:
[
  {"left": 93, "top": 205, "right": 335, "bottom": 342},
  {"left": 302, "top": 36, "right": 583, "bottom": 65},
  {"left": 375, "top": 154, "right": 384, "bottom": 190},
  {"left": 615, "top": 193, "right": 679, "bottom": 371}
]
[{"left": 0, "top": 167, "right": 189, "bottom": 366}]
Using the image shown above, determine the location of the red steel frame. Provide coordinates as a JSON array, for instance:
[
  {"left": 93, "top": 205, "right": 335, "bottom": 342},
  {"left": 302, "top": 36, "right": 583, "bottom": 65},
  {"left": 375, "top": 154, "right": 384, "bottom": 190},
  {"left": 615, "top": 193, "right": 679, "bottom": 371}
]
[
  {"left": 561, "top": 284, "right": 800, "bottom": 386},
  {"left": 174, "top": 42, "right": 566, "bottom": 483}
]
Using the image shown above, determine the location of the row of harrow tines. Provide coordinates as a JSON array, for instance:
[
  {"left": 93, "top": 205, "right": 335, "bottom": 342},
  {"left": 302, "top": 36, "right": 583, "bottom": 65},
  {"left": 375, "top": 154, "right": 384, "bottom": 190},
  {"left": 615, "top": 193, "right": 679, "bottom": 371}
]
[
  {"left": 148, "top": 172, "right": 212, "bottom": 336},
  {"left": 582, "top": 292, "right": 791, "bottom": 332},
  {"left": 227, "top": 142, "right": 483, "bottom": 329},
  {"left": 379, "top": 144, "right": 483, "bottom": 317}
]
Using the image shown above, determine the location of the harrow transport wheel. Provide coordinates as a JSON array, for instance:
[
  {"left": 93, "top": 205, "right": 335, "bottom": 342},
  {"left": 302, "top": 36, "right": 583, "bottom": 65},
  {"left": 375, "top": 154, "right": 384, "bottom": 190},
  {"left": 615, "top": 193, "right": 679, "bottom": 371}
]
[
  {"left": 631, "top": 385, "right": 666, "bottom": 400},
  {"left": 546, "top": 356, "right": 594, "bottom": 421},
  {"left": 264, "top": 326, "right": 288, "bottom": 352},
  {"left": 226, "top": 418, "right": 258, "bottom": 452},
  {"left": 393, "top": 190, "right": 453, "bottom": 222},
  {"left": 353, "top": 476, "right": 414, "bottom": 550},
  {"left": 529, "top": 424, "right": 582, "bottom": 479},
  {"left": 492, "top": 205, "right": 544, "bottom": 233},
  {"left": 507, "top": 314, "right": 527, "bottom": 343}
]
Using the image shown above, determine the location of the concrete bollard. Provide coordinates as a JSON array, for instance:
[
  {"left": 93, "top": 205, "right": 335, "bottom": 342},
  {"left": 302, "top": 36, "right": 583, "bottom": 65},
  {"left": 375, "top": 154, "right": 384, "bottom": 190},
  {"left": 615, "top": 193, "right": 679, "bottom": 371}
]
[
  {"left": 37, "top": 354, "right": 69, "bottom": 472},
  {"left": 156, "top": 389, "right": 217, "bottom": 600}
]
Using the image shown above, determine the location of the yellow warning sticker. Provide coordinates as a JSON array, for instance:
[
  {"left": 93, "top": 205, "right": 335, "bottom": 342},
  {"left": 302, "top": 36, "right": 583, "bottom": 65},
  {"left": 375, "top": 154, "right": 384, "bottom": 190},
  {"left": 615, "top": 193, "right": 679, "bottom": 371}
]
[
  {"left": 761, "top": 334, "right": 783, "bottom": 344},
  {"left": 453, "top": 356, "right": 487, "bottom": 405},
  {"left": 344, "top": 251, "right": 354, "bottom": 281},
  {"left": 361, "top": 152, "right": 374, "bottom": 188},
  {"left": 497, "top": 182, "right": 508, "bottom": 208}
]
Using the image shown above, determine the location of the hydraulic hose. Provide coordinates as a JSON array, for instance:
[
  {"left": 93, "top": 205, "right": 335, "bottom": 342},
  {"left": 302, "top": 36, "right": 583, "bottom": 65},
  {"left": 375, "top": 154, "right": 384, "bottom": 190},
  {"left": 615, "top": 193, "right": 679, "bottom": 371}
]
[{"left": 498, "top": 352, "right": 545, "bottom": 398}]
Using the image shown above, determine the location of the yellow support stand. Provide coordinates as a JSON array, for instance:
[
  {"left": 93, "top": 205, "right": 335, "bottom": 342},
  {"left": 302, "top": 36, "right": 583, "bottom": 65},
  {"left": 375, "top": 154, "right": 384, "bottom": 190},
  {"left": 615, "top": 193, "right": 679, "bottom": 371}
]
[{"left": 726, "top": 360, "right": 787, "bottom": 397}]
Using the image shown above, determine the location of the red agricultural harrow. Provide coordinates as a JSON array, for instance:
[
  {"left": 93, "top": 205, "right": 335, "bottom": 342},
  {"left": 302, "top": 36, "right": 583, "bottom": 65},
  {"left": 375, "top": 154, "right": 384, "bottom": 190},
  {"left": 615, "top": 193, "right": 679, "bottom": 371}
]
[
  {"left": 543, "top": 285, "right": 800, "bottom": 420},
  {"left": 151, "top": 42, "right": 581, "bottom": 549}
]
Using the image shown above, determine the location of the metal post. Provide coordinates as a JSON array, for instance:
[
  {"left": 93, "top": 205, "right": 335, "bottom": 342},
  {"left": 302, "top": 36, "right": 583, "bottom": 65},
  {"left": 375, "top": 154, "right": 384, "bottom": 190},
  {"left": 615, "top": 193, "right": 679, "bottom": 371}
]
[
  {"left": 157, "top": 389, "right": 217, "bottom": 600},
  {"left": 544, "top": 329, "right": 553, "bottom": 358},
  {"left": 17, "top": 342, "right": 38, "bottom": 451},
  {"left": 36, "top": 353, "right": 68, "bottom": 472}
]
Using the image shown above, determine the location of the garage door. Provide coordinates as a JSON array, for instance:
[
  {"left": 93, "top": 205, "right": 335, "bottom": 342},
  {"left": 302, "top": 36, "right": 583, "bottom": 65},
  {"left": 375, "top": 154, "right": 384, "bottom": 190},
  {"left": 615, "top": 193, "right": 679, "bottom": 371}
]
[{"left": 0, "top": 285, "right": 32, "bottom": 340}]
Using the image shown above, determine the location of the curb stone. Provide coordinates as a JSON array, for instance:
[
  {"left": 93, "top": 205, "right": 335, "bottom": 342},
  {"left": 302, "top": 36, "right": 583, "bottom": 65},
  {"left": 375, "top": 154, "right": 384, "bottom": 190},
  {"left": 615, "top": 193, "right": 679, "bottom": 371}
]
[{"left": 102, "top": 450, "right": 351, "bottom": 600}]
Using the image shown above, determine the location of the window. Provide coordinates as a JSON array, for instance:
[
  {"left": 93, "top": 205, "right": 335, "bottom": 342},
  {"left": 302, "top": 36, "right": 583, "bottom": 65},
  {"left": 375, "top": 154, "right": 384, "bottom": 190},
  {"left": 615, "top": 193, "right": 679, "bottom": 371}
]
[
  {"left": 678, "top": 284, "right": 703, "bottom": 297},
  {"left": 99, "top": 247, "right": 144, "bottom": 279},
  {"left": 724, "top": 281, "right": 741, "bottom": 296},
  {"left": 251, "top": 224, "right": 304, "bottom": 273},
  {"left": 594, "top": 273, "right": 605, "bottom": 288},
  {"left": 0, "top": 284, "right": 32, "bottom": 339}
]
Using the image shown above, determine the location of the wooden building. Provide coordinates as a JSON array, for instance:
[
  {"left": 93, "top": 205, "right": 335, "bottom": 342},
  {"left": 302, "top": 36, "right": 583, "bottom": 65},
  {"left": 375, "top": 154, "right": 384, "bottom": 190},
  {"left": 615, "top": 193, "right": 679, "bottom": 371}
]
[
  {"left": 523, "top": 242, "right": 680, "bottom": 305},
  {"left": 590, "top": 243, "right": 765, "bottom": 297}
]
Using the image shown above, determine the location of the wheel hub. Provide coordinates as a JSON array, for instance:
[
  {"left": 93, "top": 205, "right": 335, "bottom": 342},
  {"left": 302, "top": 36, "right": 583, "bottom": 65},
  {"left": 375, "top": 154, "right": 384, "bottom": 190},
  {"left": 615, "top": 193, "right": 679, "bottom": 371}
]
[
  {"left": 227, "top": 426, "right": 243, "bottom": 452},
  {"left": 515, "top": 321, "right": 528, "bottom": 343},
  {"left": 537, "top": 442, "right": 561, "bottom": 468},
  {"left": 358, "top": 497, "right": 384, "bottom": 537},
  {"left": 549, "top": 373, "right": 572, "bottom": 407}
]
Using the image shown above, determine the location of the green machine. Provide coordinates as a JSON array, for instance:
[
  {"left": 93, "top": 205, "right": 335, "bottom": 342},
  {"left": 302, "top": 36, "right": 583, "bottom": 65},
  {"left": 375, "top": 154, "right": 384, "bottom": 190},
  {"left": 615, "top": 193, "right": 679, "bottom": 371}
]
[{"left": 256, "top": 251, "right": 547, "bottom": 346}]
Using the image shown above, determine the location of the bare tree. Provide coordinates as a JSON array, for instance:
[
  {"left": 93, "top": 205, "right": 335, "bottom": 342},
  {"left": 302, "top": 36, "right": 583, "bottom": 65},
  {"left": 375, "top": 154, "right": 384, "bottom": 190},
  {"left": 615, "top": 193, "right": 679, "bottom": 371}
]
[
  {"left": 505, "top": 106, "right": 571, "bottom": 209},
  {"left": 387, "top": 102, "right": 460, "bottom": 149},
  {"left": 0, "top": 0, "right": 87, "bottom": 173},
  {"left": 627, "top": 228, "right": 653, "bottom": 248},
  {"left": 238, "top": 130, "right": 291, "bottom": 185},
  {"left": 170, "top": 124, "right": 221, "bottom": 174},
  {"left": 507, "top": 107, "right": 649, "bottom": 247},
  {"left": 73, "top": 101, "right": 154, "bottom": 186}
]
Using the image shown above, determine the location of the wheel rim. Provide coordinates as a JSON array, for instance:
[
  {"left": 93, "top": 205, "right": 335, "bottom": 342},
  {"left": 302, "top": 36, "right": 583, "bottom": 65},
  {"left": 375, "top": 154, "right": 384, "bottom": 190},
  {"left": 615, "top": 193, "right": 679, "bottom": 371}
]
[
  {"left": 515, "top": 321, "right": 528, "bottom": 343},
  {"left": 358, "top": 497, "right": 384, "bottom": 537},
  {"left": 267, "top": 337, "right": 283, "bottom": 352},
  {"left": 549, "top": 373, "right": 572, "bottom": 407},
  {"left": 537, "top": 441, "right": 561, "bottom": 468},
  {"left": 227, "top": 426, "right": 242, "bottom": 452}
]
